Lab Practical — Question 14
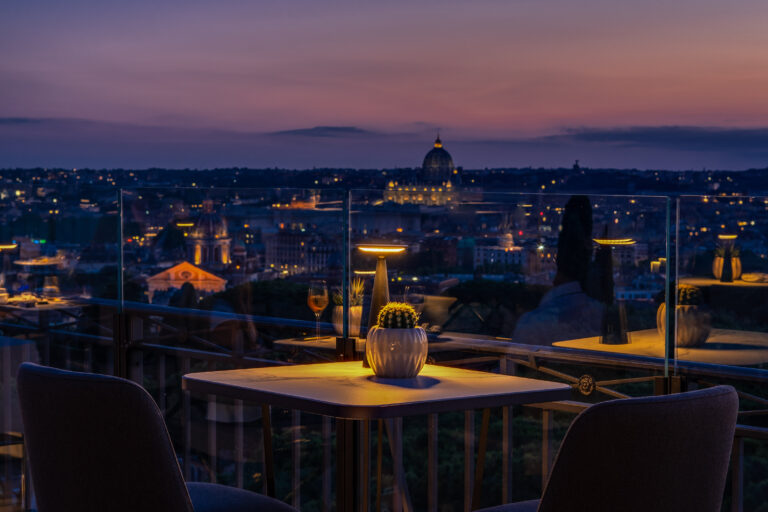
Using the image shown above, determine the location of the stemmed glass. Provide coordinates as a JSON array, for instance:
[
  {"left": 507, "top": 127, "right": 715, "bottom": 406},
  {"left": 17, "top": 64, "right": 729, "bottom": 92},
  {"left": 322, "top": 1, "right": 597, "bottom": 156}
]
[
  {"left": 307, "top": 280, "right": 329, "bottom": 340},
  {"left": 404, "top": 284, "right": 425, "bottom": 316}
]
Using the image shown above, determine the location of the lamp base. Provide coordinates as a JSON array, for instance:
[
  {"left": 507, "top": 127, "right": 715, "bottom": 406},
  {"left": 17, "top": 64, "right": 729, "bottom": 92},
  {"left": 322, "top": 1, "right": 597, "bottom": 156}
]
[{"left": 335, "top": 337, "right": 357, "bottom": 361}]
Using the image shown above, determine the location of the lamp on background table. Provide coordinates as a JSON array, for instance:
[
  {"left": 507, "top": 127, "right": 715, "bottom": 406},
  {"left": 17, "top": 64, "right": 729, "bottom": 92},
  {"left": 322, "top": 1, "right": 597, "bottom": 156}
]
[{"left": 593, "top": 237, "right": 635, "bottom": 345}]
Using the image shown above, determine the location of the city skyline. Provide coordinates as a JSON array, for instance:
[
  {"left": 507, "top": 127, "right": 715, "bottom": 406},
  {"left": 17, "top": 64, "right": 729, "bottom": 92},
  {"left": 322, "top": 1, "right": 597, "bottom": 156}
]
[{"left": 3, "top": 0, "right": 768, "bottom": 169}]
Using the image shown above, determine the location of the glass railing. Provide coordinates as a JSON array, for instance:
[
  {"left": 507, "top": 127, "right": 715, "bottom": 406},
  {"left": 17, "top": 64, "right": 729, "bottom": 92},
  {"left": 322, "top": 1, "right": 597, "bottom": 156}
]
[
  {"left": 3, "top": 187, "right": 768, "bottom": 510},
  {"left": 675, "top": 195, "right": 768, "bottom": 370},
  {"left": 0, "top": 187, "right": 119, "bottom": 508}
]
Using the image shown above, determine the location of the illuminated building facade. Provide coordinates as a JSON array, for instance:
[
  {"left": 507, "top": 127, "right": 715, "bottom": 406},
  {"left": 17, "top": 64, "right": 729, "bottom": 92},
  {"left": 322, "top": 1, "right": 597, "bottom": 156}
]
[
  {"left": 473, "top": 232, "right": 526, "bottom": 269},
  {"left": 264, "top": 231, "right": 339, "bottom": 275},
  {"left": 385, "top": 136, "right": 460, "bottom": 206},
  {"left": 146, "top": 261, "right": 227, "bottom": 303}
]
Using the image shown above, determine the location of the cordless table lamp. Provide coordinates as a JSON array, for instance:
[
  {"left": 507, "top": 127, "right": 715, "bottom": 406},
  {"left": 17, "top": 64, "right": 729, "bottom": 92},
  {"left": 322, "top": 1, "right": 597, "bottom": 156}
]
[{"left": 357, "top": 244, "right": 406, "bottom": 329}]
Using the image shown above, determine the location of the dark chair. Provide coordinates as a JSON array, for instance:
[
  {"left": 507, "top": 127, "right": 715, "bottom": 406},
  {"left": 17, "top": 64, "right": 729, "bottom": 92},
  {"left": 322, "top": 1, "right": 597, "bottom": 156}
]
[
  {"left": 479, "top": 385, "right": 738, "bottom": 512},
  {"left": 16, "top": 363, "right": 296, "bottom": 512}
]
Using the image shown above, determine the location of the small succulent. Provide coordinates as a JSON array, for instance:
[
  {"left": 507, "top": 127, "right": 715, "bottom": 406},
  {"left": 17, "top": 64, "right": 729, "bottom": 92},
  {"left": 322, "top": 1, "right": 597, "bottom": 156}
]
[
  {"left": 377, "top": 302, "right": 420, "bottom": 329},
  {"left": 332, "top": 278, "right": 365, "bottom": 306},
  {"left": 677, "top": 284, "right": 703, "bottom": 306},
  {"left": 715, "top": 246, "right": 740, "bottom": 258}
]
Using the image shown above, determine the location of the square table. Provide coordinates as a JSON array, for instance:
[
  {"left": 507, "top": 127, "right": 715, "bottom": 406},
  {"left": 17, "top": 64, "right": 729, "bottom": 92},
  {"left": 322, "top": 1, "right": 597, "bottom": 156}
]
[
  {"left": 553, "top": 327, "right": 768, "bottom": 366},
  {"left": 183, "top": 361, "right": 571, "bottom": 511}
]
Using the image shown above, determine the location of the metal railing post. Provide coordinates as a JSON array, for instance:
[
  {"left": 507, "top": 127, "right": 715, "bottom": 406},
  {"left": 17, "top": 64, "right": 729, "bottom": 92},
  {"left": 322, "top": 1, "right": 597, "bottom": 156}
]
[
  {"left": 541, "top": 409, "right": 553, "bottom": 491},
  {"left": 427, "top": 414, "right": 438, "bottom": 512},
  {"left": 207, "top": 394, "right": 217, "bottom": 483},
  {"left": 464, "top": 411, "right": 474, "bottom": 512},
  {"left": 234, "top": 400, "right": 244, "bottom": 489},
  {"left": 292, "top": 410, "right": 301, "bottom": 509},
  {"left": 500, "top": 357, "right": 516, "bottom": 503},
  {"left": 730, "top": 436, "right": 744, "bottom": 512}
]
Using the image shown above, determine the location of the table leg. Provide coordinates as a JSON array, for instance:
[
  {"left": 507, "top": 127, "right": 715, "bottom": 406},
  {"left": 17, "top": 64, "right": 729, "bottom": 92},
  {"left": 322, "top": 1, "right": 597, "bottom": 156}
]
[
  {"left": 361, "top": 420, "right": 370, "bottom": 512},
  {"left": 336, "top": 418, "right": 358, "bottom": 512},
  {"left": 376, "top": 420, "right": 383, "bottom": 512}
]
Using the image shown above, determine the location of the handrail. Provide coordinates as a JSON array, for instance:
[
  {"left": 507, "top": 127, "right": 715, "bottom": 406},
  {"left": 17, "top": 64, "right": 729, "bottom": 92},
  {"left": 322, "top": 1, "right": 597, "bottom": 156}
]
[{"left": 735, "top": 424, "right": 768, "bottom": 441}]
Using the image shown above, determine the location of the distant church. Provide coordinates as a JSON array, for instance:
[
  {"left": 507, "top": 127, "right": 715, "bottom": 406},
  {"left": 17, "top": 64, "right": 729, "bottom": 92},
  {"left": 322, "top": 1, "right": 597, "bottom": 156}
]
[
  {"left": 386, "top": 135, "right": 460, "bottom": 206},
  {"left": 187, "top": 200, "right": 231, "bottom": 268}
]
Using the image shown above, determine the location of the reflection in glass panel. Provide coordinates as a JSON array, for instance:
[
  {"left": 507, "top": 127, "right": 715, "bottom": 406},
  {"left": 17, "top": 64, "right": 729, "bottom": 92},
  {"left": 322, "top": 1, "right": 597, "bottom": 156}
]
[
  {"left": 348, "top": 188, "right": 673, "bottom": 508},
  {"left": 120, "top": 188, "right": 346, "bottom": 502},
  {"left": 0, "top": 179, "right": 119, "bottom": 508},
  {"left": 677, "top": 195, "right": 768, "bottom": 372},
  {"left": 351, "top": 189, "right": 669, "bottom": 352}
]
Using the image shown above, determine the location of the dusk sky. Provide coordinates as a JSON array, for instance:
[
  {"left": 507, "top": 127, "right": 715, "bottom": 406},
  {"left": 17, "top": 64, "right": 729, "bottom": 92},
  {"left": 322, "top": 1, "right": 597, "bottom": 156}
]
[{"left": 3, "top": 0, "right": 768, "bottom": 169}]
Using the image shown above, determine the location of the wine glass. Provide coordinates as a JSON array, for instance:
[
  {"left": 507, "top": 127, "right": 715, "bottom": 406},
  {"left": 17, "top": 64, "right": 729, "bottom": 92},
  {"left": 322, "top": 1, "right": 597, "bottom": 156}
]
[
  {"left": 404, "top": 284, "right": 425, "bottom": 316},
  {"left": 307, "top": 280, "right": 329, "bottom": 340}
]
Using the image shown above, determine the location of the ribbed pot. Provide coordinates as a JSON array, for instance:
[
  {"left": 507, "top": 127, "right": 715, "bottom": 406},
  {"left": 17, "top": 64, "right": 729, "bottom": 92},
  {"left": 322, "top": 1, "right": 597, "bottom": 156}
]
[
  {"left": 366, "top": 326, "right": 427, "bottom": 378},
  {"left": 332, "top": 305, "right": 362, "bottom": 337},
  {"left": 656, "top": 303, "right": 711, "bottom": 348},
  {"left": 713, "top": 256, "right": 742, "bottom": 280}
]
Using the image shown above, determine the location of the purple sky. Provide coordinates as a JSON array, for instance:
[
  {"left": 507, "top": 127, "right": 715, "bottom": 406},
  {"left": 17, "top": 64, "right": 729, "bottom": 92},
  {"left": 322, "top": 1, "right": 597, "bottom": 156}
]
[{"left": 3, "top": 0, "right": 768, "bottom": 169}]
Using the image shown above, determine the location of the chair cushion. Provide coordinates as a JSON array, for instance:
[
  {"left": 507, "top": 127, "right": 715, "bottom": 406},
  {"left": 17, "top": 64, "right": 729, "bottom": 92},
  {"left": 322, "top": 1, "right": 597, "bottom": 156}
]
[
  {"left": 187, "top": 482, "right": 297, "bottom": 512},
  {"left": 477, "top": 499, "right": 540, "bottom": 512}
]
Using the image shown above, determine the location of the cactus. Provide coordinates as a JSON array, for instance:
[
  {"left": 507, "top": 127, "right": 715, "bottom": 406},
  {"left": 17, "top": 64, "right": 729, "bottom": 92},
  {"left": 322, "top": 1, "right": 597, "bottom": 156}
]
[
  {"left": 677, "top": 284, "right": 703, "bottom": 306},
  {"left": 377, "top": 302, "right": 420, "bottom": 329},
  {"left": 715, "top": 245, "right": 740, "bottom": 258}
]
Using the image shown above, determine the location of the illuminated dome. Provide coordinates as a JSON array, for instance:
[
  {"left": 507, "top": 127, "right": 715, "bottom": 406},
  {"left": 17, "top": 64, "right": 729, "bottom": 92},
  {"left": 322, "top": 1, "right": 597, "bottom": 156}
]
[
  {"left": 421, "top": 136, "right": 454, "bottom": 184},
  {"left": 190, "top": 200, "right": 228, "bottom": 240},
  {"left": 187, "top": 200, "right": 231, "bottom": 266}
]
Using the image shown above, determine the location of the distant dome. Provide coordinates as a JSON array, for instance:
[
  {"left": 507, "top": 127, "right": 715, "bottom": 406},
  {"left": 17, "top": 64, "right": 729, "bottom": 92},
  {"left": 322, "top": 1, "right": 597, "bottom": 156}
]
[
  {"left": 232, "top": 240, "right": 247, "bottom": 256},
  {"left": 421, "top": 136, "right": 454, "bottom": 183},
  {"left": 190, "top": 200, "right": 228, "bottom": 240}
]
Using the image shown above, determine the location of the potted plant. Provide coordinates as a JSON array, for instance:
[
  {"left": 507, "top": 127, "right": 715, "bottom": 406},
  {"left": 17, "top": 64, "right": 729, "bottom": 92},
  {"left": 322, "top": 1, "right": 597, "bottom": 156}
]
[
  {"left": 366, "top": 302, "right": 427, "bottom": 378},
  {"left": 656, "top": 284, "right": 711, "bottom": 347},
  {"left": 332, "top": 278, "right": 365, "bottom": 337},
  {"left": 713, "top": 246, "right": 742, "bottom": 281}
]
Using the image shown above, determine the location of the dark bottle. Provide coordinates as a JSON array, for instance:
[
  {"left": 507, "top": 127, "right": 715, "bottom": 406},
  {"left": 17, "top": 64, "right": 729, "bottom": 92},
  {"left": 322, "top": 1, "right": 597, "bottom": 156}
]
[{"left": 721, "top": 249, "right": 734, "bottom": 283}]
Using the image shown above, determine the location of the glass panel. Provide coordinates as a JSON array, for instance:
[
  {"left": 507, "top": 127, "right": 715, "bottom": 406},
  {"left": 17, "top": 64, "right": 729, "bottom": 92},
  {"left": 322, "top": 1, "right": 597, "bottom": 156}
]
[
  {"left": 120, "top": 187, "right": 346, "bottom": 503},
  {"left": 677, "top": 194, "right": 768, "bottom": 511},
  {"left": 1, "top": 176, "right": 119, "bottom": 507},
  {"left": 676, "top": 195, "right": 768, "bottom": 372},
  {"left": 350, "top": 188, "right": 671, "bottom": 507}
]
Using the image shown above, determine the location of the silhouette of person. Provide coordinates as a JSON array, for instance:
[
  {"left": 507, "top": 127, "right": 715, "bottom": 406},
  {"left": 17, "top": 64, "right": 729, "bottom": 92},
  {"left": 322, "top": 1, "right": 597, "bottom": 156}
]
[{"left": 513, "top": 196, "right": 605, "bottom": 345}]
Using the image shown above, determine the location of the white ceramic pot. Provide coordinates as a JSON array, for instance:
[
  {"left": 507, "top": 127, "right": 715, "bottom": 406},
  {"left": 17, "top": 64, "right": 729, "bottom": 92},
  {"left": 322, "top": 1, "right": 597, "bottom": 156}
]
[
  {"left": 656, "top": 303, "right": 711, "bottom": 348},
  {"left": 332, "top": 305, "right": 362, "bottom": 337},
  {"left": 712, "top": 256, "right": 742, "bottom": 280},
  {"left": 366, "top": 326, "right": 428, "bottom": 378}
]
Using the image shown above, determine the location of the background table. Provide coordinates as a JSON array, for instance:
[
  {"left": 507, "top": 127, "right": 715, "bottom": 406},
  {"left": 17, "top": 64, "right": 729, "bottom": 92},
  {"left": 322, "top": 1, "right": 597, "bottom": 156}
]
[
  {"left": 553, "top": 328, "right": 768, "bottom": 366},
  {"left": 183, "top": 361, "right": 571, "bottom": 511}
]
